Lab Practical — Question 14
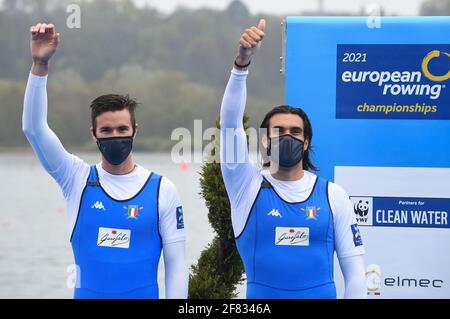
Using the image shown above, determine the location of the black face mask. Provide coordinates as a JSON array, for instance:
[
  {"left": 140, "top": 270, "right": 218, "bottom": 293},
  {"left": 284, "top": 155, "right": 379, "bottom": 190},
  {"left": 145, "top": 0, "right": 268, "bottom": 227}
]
[
  {"left": 96, "top": 136, "right": 133, "bottom": 166},
  {"left": 268, "top": 134, "right": 305, "bottom": 168}
]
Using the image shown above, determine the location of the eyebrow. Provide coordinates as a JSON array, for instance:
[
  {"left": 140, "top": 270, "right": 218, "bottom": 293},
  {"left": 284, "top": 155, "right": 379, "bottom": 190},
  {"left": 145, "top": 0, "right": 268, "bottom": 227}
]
[
  {"left": 271, "top": 125, "right": 303, "bottom": 131},
  {"left": 99, "top": 125, "right": 130, "bottom": 130}
]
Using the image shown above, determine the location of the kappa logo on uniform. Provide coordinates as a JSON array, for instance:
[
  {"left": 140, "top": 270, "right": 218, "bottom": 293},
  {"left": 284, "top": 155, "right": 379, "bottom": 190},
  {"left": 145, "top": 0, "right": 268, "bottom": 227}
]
[
  {"left": 275, "top": 227, "right": 309, "bottom": 246},
  {"left": 123, "top": 205, "right": 143, "bottom": 219},
  {"left": 97, "top": 227, "right": 131, "bottom": 249},
  {"left": 176, "top": 206, "right": 184, "bottom": 229},
  {"left": 267, "top": 209, "right": 282, "bottom": 218},
  {"left": 301, "top": 206, "right": 320, "bottom": 220},
  {"left": 91, "top": 201, "right": 106, "bottom": 211},
  {"left": 351, "top": 223, "right": 363, "bottom": 247}
]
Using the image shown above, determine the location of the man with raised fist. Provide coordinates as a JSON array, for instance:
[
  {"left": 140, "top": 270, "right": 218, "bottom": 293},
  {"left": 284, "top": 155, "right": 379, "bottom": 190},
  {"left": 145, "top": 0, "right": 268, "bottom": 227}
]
[{"left": 23, "top": 23, "right": 188, "bottom": 299}]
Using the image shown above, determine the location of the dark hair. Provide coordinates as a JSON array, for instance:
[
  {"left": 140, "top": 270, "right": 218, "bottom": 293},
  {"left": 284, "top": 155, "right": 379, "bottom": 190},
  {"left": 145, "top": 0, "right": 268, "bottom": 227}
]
[
  {"left": 260, "top": 105, "right": 318, "bottom": 172},
  {"left": 90, "top": 94, "right": 139, "bottom": 135}
]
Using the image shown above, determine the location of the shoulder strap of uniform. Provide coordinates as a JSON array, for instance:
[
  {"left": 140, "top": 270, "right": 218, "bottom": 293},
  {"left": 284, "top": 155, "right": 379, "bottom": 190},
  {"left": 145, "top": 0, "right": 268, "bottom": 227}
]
[
  {"left": 86, "top": 165, "right": 100, "bottom": 186},
  {"left": 151, "top": 172, "right": 161, "bottom": 181},
  {"left": 261, "top": 177, "right": 272, "bottom": 189}
]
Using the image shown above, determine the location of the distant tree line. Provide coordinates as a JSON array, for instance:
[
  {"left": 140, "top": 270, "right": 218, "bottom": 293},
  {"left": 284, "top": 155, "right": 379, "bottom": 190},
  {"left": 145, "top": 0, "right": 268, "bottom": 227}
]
[
  {"left": 0, "top": 0, "right": 282, "bottom": 151},
  {"left": 0, "top": 0, "right": 446, "bottom": 151}
]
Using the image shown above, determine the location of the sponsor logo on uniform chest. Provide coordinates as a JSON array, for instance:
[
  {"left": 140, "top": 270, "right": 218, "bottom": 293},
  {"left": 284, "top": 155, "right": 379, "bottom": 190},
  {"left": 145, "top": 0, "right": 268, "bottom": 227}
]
[
  {"left": 275, "top": 227, "right": 310, "bottom": 246},
  {"left": 97, "top": 227, "right": 131, "bottom": 249}
]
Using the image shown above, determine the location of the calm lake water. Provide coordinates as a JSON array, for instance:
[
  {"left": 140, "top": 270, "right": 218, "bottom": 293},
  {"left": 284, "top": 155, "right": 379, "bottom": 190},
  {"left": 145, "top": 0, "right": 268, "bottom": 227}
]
[{"left": 0, "top": 152, "right": 246, "bottom": 298}]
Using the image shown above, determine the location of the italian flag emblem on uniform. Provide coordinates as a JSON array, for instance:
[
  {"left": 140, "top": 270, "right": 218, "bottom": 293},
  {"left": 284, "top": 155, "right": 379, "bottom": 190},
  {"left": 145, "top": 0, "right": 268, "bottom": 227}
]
[
  {"left": 127, "top": 205, "right": 139, "bottom": 219},
  {"left": 305, "top": 206, "right": 319, "bottom": 220}
]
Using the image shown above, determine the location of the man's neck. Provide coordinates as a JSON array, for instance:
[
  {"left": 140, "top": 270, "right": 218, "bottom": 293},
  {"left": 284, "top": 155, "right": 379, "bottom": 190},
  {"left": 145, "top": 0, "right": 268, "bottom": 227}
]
[
  {"left": 101, "top": 154, "right": 136, "bottom": 175},
  {"left": 270, "top": 162, "right": 304, "bottom": 181}
]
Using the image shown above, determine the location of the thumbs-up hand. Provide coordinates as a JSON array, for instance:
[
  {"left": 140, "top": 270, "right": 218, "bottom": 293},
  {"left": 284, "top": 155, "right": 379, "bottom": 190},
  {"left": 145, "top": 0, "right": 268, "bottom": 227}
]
[{"left": 235, "top": 19, "right": 266, "bottom": 69}]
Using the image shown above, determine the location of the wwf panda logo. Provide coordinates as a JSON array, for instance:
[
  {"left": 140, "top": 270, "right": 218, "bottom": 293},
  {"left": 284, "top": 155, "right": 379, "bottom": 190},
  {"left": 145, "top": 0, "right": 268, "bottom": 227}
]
[{"left": 354, "top": 200, "right": 369, "bottom": 217}]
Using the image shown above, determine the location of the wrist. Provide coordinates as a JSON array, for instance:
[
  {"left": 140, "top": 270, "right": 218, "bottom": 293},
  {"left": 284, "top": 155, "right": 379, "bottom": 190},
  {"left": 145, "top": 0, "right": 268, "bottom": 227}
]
[
  {"left": 32, "top": 58, "right": 49, "bottom": 65},
  {"left": 234, "top": 56, "right": 251, "bottom": 70},
  {"left": 31, "top": 61, "right": 49, "bottom": 76}
]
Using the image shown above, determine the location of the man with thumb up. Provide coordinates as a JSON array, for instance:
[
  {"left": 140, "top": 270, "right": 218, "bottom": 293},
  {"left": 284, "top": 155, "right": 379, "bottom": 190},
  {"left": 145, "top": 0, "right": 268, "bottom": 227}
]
[{"left": 220, "top": 19, "right": 367, "bottom": 299}]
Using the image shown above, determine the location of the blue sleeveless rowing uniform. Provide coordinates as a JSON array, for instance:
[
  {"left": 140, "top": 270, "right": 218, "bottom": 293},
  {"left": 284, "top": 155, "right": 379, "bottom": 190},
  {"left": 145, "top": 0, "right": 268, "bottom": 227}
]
[
  {"left": 236, "top": 176, "right": 336, "bottom": 299},
  {"left": 70, "top": 165, "right": 162, "bottom": 299}
]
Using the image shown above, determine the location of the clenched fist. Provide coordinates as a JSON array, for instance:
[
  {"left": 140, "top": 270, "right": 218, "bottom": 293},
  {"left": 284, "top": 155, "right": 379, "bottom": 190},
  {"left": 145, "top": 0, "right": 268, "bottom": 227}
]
[
  {"left": 235, "top": 19, "right": 265, "bottom": 69},
  {"left": 30, "top": 23, "right": 60, "bottom": 64}
]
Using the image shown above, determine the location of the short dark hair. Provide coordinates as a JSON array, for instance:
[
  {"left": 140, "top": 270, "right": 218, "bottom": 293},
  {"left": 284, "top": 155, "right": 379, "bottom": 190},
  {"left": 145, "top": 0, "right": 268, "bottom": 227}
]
[
  {"left": 260, "top": 105, "right": 318, "bottom": 172},
  {"left": 90, "top": 94, "right": 139, "bottom": 134}
]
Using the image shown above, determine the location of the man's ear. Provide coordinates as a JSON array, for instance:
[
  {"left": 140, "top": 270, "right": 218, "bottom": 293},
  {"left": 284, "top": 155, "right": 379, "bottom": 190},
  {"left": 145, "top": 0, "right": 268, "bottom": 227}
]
[
  {"left": 90, "top": 127, "right": 97, "bottom": 141},
  {"left": 133, "top": 123, "right": 139, "bottom": 138},
  {"left": 304, "top": 138, "right": 309, "bottom": 151},
  {"left": 262, "top": 134, "right": 270, "bottom": 155}
]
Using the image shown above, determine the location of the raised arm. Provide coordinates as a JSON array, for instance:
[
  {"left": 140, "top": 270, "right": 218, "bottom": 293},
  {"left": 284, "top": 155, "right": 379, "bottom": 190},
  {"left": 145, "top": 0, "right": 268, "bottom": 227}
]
[
  {"left": 220, "top": 19, "right": 265, "bottom": 180},
  {"left": 220, "top": 20, "right": 267, "bottom": 236},
  {"left": 22, "top": 23, "right": 74, "bottom": 181}
]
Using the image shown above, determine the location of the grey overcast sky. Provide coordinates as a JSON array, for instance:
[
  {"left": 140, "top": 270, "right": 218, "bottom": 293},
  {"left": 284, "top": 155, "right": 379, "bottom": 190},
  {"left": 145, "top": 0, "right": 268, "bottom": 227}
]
[{"left": 136, "top": 0, "right": 424, "bottom": 16}]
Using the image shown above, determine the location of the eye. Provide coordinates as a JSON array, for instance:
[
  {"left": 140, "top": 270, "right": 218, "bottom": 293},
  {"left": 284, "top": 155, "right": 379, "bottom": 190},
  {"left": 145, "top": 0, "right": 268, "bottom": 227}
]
[
  {"left": 100, "top": 127, "right": 112, "bottom": 133},
  {"left": 291, "top": 127, "right": 303, "bottom": 135},
  {"left": 271, "top": 127, "right": 285, "bottom": 136},
  {"left": 118, "top": 126, "right": 129, "bottom": 132}
]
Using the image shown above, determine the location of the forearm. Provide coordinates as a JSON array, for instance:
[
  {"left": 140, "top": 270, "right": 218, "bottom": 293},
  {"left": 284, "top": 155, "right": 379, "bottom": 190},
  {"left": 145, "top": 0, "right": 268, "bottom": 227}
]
[
  {"left": 22, "top": 71, "right": 71, "bottom": 174},
  {"left": 31, "top": 61, "right": 49, "bottom": 76},
  {"left": 220, "top": 69, "right": 251, "bottom": 167},
  {"left": 220, "top": 68, "right": 248, "bottom": 130},
  {"left": 163, "top": 241, "right": 189, "bottom": 299},
  {"left": 339, "top": 255, "right": 367, "bottom": 299}
]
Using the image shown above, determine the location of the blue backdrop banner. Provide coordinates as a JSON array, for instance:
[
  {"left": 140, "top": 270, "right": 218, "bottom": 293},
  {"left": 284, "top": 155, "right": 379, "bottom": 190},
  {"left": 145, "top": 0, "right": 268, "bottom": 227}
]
[{"left": 284, "top": 16, "right": 450, "bottom": 299}]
